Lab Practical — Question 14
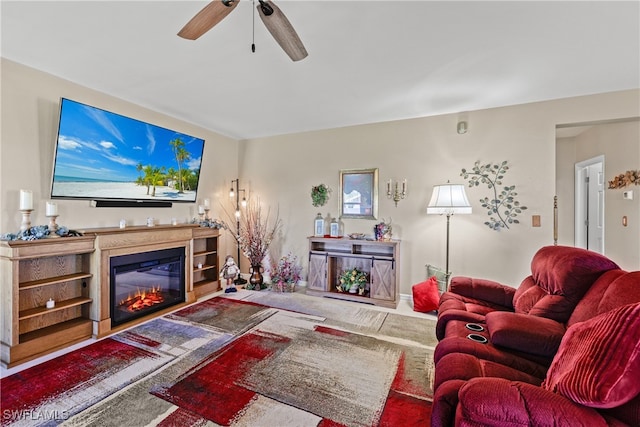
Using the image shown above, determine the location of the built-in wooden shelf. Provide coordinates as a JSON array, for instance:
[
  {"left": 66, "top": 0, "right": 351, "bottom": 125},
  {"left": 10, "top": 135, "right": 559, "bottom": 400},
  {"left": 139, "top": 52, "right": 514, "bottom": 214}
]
[
  {"left": 19, "top": 318, "right": 93, "bottom": 344},
  {"left": 192, "top": 228, "right": 220, "bottom": 298},
  {"left": 19, "top": 272, "right": 93, "bottom": 291},
  {"left": 1, "top": 236, "right": 95, "bottom": 367},
  {"left": 19, "top": 297, "right": 93, "bottom": 320}
]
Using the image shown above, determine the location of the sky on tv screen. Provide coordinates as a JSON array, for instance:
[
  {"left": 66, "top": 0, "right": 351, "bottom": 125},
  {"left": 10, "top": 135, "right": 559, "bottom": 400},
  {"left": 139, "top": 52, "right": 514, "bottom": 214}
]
[{"left": 51, "top": 98, "right": 205, "bottom": 201}]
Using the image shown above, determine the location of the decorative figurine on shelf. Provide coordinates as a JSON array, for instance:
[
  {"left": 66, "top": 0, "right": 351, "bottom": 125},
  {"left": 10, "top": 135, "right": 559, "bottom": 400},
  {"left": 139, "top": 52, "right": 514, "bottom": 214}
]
[{"left": 220, "top": 255, "right": 240, "bottom": 293}]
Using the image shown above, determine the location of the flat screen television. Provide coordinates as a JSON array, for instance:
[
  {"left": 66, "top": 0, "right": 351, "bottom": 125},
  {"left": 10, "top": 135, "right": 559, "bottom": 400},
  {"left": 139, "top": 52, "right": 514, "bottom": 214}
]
[{"left": 50, "top": 98, "right": 205, "bottom": 205}]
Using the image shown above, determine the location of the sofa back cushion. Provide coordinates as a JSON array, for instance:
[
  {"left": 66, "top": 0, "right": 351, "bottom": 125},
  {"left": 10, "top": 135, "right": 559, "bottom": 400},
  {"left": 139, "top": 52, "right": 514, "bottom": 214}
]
[
  {"left": 513, "top": 246, "right": 619, "bottom": 322},
  {"left": 567, "top": 269, "right": 629, "bottom": 326},
  {"left": 542, "top": 302, "right": 640, "bottom": 408}
]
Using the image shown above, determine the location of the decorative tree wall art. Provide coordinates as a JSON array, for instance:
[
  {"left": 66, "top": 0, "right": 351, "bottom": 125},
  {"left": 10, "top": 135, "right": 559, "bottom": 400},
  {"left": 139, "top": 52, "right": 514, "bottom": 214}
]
[{"left": 461, "top": 160, "right": 527, "bottom": 231}]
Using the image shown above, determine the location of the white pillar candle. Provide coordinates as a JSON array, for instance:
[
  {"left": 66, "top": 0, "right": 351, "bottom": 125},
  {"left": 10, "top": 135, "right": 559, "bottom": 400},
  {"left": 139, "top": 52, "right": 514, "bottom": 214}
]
[
  {"left": 198, "top": 205, "right": 205, "bottom": 214},
  {"left": 46, "top": 202, "right": 58, "bottom": 216},
  {"left": 204, "top": 198, "right": 210, "bottom": 209},
  {"left": 19, "top": 190, "right": 33, "bottom": 210}
]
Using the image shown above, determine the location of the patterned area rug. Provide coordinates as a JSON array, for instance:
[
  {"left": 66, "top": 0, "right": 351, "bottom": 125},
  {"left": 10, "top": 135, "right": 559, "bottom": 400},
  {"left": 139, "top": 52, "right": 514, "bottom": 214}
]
[{"left": 1, "top": 290, "right": 437, "bottom": 426}]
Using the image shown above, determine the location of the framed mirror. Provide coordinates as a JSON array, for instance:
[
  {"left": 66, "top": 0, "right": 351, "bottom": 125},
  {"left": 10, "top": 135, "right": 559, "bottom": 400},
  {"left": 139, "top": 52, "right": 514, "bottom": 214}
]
[{"left": 339, "top": 168, "right": 378, "bottom": 219}]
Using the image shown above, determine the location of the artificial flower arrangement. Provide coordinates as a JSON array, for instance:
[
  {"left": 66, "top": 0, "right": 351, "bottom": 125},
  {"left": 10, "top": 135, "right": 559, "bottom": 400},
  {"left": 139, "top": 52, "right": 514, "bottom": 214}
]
[
  {"left": 1, "top": 225, "right": 82, "bottom": 241},
  {"left": 270, "top": 252, "right": 302, "bottom": 292},
  {"left": 608, "top": 170, "right": 639, "bottom": 189},
  {"left": 222, "top": 199, "right": 281, "bottom": 267},
  {"left": 336, "top": 267, "right": 368, "bottom": 295}
]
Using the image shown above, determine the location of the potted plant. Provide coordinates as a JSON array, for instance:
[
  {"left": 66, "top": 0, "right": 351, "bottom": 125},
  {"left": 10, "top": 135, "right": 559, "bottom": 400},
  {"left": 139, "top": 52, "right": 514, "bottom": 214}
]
[{"left": 337, "top": 267, "right": 368, "bottom": 295}]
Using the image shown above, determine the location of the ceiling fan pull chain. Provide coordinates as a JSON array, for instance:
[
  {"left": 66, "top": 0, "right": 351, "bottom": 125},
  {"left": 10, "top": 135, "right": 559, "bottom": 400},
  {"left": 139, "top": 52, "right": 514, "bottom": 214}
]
[{"left": 251, "top": 0, "right": 256, "bottom": 53}]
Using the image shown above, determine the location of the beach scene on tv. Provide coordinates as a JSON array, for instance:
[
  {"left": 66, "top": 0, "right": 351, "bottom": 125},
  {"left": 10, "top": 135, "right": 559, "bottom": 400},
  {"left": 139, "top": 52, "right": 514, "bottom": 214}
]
[{"left": 51, "top": 99, "right": 205, "bottom": 202}]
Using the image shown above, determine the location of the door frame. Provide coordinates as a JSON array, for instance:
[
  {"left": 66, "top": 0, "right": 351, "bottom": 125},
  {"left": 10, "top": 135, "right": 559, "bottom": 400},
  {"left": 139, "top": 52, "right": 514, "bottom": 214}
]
[{"left": 575, "top": 155, "right": 605, "bottom": 252}]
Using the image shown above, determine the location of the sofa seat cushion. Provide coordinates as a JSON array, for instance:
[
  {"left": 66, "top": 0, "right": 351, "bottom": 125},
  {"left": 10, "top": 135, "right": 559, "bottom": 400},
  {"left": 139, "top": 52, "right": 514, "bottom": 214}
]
[
  {"left": 434, "top": 353, "right": 543, "bottom": 390},
  {"left": 434, "top": 334, "right": 550, "bottom": 379},
  {"left": 455, "top": 378, "right": 627, "bottom": 427},
  {"left": 542, "top": 302, "right": 640, "bottom": 408}
]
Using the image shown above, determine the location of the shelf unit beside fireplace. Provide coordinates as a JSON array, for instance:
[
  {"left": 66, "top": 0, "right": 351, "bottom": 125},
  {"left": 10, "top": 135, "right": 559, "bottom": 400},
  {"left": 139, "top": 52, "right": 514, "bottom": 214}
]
[
  {"left": 0, "top": 236, "right": 95, "bottom": 367},
  {"left": 306, "top": 237, "right": 400, "bottom": 308},
  {"left": 191, "top": 227, "right": 220, "bottom": 298}
]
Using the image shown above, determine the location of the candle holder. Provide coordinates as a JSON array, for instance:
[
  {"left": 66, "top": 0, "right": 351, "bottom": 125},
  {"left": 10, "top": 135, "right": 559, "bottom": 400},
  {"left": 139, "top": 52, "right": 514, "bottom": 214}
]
[
  {"left": 20, "top": 209, "right": 33, "bottom": 232},
  {"left": 47, "top": 214, "right": 60, "bottom": 236},
  {"left": 387, "top": 179, "right": 407, "bottom": 207},
  {"left": 204, "top": 207, "right": 211, "bottom": 221}
]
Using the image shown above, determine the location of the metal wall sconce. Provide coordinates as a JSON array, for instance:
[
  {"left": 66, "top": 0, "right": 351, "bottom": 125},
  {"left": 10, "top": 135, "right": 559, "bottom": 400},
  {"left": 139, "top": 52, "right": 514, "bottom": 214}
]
[
  {"left": 457, "top": 121, "right": 468, "bottom": 134},
  {"left": 387, "top": 179, "right": 407, "bottom": 207}
]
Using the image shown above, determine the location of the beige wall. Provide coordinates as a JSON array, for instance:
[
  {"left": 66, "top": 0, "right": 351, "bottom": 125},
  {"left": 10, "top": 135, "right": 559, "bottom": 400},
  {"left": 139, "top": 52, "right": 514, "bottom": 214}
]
[
  {"left": 0, "top": 59, "right": 239, "bottom": 257},
  {"left": 239, "top": 91, "right": 640, "bottom": 293},
  {"left": 556, "top": 120, "right": 640, "bottom": 271},
  {"left": 2, "top": 58, "right": 639, "bottom": 295}
]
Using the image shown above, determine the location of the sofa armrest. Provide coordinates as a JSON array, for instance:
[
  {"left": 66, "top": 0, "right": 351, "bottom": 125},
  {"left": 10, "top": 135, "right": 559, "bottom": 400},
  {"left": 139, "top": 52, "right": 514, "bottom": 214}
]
[
  {"left": 457, "top": 378, "right": 616, "bottom": 426},
  {"left": 435, "top": 309, "right": 486, "bottom": 340},
  {"left": 486, "top": 311, "right": 566, "bottom": 358},
  {"left": 449, "top": 276, "right": 516, "bottom": 308}
]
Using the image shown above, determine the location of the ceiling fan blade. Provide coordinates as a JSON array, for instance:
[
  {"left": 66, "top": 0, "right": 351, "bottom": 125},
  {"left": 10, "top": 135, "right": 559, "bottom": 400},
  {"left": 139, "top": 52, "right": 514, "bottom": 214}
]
[
  {"left": 178, "top": 0, "right": 239, "bottom": 40},
  {"left": 257, "top": 0, "right": 308, "bottom": 61}
]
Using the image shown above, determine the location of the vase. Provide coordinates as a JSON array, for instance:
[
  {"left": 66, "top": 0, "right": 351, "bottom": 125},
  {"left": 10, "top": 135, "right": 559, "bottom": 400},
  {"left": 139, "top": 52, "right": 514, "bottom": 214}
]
[{"left": 249, "top": 264, "right": 264, "bottom": 288}]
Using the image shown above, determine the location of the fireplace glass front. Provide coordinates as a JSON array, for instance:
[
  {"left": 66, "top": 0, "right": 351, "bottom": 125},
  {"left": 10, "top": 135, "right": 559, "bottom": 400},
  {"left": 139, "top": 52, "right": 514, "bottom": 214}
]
[{"left": 110, "top": 247, "right": 185, "bottom": 326}]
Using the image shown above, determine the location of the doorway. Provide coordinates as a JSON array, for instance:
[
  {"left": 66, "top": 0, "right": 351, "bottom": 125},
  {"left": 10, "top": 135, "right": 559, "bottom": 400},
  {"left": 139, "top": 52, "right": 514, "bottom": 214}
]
[{"left": 574, "top": 156, "right": 604, "bottom": 254}]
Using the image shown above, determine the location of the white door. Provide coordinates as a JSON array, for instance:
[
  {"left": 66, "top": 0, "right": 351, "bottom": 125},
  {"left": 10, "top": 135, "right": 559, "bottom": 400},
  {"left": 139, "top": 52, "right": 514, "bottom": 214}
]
[{"left": 575, "top": 156, "right": 605, "bottom": 254}]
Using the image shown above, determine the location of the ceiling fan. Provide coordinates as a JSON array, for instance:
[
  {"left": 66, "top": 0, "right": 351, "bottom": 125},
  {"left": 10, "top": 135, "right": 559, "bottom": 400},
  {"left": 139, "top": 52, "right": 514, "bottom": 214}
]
[{"left": 178, "top": 0, "right": 308, "bottom": 62}]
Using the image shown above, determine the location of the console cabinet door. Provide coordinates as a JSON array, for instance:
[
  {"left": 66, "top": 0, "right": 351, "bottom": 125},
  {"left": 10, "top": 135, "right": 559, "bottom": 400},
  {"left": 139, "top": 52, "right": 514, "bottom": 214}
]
[
  {"left": 307, "top": 253, "right": 327, "bottom": 291},
  {"left": 370, "top": 259, "right": 395, "bottom": 301}
]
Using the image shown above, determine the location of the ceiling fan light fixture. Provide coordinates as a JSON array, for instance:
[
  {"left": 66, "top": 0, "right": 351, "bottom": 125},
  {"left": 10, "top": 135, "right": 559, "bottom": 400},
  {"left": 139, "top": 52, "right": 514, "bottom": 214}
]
[{"left": 258, "top": 0, "right": 274, "bottom": 16}]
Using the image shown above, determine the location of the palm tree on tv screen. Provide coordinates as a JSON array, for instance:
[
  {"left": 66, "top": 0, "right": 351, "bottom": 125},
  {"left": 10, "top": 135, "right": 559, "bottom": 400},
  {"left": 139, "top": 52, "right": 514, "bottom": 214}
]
[{"left": 170, "top": 138, "right": 191, "bottom": 194}]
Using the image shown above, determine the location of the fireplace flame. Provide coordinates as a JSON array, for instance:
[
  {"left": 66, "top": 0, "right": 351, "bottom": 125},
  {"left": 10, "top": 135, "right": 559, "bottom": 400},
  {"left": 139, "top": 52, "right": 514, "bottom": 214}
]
[{"left": 119, "top": 286, "right": 164, "bottom": 312}]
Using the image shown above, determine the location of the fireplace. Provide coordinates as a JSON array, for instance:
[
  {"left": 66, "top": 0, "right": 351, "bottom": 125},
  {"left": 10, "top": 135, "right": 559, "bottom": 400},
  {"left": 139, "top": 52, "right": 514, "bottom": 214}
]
[{"left": 110, "top": 247, "right": 186, "bottom": 327}]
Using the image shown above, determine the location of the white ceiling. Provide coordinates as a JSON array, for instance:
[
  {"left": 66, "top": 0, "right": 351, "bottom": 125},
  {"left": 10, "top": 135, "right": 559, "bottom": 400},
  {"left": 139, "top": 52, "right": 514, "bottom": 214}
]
[{"left": 2, "top": 1, "right": 639, "bottom": 140}]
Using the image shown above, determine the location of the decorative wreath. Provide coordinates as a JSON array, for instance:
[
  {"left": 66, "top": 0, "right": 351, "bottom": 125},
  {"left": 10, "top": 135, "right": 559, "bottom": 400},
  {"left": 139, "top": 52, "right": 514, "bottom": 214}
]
[{"left": 311, "top": 184, "right": 331, "bottom": 207}]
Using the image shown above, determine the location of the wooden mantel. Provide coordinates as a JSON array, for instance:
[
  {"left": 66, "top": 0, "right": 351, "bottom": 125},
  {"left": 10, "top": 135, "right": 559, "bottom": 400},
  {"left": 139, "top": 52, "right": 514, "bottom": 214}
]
[{"left": 1, "top": 224, "right": 220, "bottom": 367}]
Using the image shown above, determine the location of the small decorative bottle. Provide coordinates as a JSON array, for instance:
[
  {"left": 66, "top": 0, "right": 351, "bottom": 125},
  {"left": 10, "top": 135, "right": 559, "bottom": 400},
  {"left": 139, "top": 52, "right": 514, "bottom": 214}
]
[
  {"left": 314, "top": 213, "right": 325, "bottom": 237},
  {"left": 330, "top": 217, "right": 339, "bottom": 237}
]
